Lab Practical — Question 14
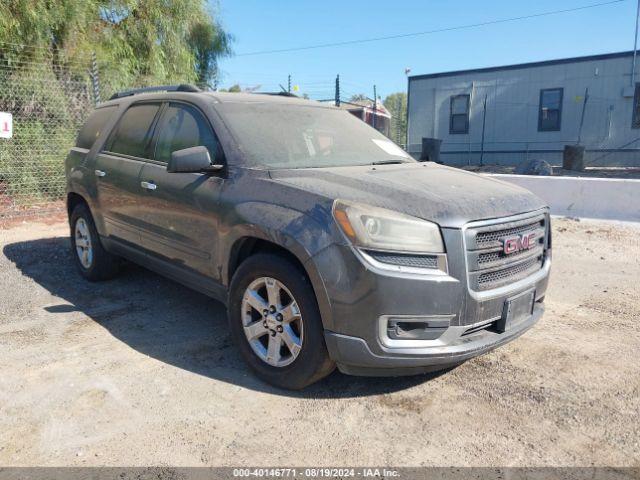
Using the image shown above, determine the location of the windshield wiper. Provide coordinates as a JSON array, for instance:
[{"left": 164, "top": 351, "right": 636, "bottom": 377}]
[{"left": 370, "top": 160, "right": 407, "bottom": 165}]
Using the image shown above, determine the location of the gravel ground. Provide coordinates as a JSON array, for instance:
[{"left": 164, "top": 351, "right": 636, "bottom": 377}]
[{"left": 0, "top": 217, "right": 639, "bottom": 467}]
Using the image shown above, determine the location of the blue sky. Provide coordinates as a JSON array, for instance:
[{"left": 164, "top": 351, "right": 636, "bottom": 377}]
[{"left": 214, "top": 0, "right": 636, "bottom": 100}]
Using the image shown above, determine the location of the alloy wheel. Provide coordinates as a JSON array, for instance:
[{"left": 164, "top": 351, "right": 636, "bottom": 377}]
[
  {"left": 74, "top": 218, "right": 93, "bottom": 269},
  {"left": 241, "top": 276, "right": 304, "bottom": 367}
]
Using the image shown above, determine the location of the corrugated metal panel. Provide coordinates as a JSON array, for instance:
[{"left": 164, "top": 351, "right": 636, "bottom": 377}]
[{"left": 407, "top": 54, "right": 640, "bottom": 167}]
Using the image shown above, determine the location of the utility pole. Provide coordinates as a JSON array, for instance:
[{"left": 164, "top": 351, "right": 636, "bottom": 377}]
[
  {"left": 577, "top": 87, "right": 590, "bottom": 144},
  {"left": 372, "top": 85, "right": 377, "bottom": 130},
  {"left": 335, "top": 75, "right": 340, "bottom": 107},
  {"left": 633, "top": 0, "right": 640, "bottom": 87},
  {"left": 404, "top": 68, "right": 411, "bottom": 148},
  {"left": 288, "top": 74, "right": 291, "bottom": 93},
  {"left": 396, "top": 94, "right": 402, "bottom": 145}
]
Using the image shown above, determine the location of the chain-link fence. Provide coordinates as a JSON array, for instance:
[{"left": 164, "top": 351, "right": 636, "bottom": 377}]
[{"left": 0, "top": 44, "right": 96, "bottom": 222}]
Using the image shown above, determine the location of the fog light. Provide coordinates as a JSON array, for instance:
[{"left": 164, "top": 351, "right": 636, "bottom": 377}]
[{"left": 386, "top": 316, "right": 451, "bottom": 341}]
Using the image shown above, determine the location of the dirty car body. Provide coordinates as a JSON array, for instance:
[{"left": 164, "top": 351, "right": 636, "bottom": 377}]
[{"left": 65, "top": 89, "right": 551, "bottom": 387}]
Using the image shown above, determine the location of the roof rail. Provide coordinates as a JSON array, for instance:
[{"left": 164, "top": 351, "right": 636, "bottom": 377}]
[
  {"left": 109, "top": 84, "right": 201, "bottom": 100},
  {"left": 257, "top": 91, "right": 299, "bottom": 98}
]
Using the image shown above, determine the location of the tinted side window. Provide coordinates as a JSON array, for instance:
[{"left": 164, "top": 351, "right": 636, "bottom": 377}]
[
  {"left": 107, "top": 103, "right": 161, "bottom": 158},
  {"left": 76, "top": 106, "right": 116, "bottom": 149},
  {"left": 154, "top": 103, "right": 219, "bottom": 163}
]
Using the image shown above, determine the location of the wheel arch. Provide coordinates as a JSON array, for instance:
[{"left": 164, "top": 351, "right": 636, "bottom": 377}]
[
  {"left": 227, "top": 235, "right": 334, "bottom": 331},
  {"left": 67, "top": 192, "right": 89, "bottom": 218}
]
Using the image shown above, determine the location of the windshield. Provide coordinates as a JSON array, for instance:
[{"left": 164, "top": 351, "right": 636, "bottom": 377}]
[{"left": 218, "top": 102, "right": 414, "bottom": 169}]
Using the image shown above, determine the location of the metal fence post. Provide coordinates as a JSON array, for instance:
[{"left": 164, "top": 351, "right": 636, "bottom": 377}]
[
  {"left": 90, "top": 52, "right": 101, "bottom": 105},
  {"left": 479, "top": 95, "right": 487, "bottom": 167}
]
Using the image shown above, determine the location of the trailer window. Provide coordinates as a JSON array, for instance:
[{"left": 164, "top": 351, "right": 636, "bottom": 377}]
[
  {"left": 538, "top": 88, "right": 563, "bottom": 132},
  {"left": 449, "top": 94, "right": 469, "bottom": 134},
  {"left": 632, "top": 84, "right": 640, "bottom": 129}
]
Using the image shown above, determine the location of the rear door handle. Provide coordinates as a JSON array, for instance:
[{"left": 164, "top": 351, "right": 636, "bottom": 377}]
[
  {"left": 94, "top": 170, "right": 106, "bottom": 177},
  {"left": 141, "top": 181, "right": 157, "bottom": 191}
]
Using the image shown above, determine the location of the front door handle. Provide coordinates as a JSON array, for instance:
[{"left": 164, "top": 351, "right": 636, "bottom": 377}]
[
  {"left": 141, "top": 181, "right": 157, "bottom": 191},
  {"left": 94, "top": 170, "right": 106, "bottom": 177}
]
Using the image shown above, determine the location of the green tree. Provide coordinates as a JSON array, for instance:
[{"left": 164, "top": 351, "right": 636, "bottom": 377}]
[
  {"left": 0, "top": 0, "right": 232, "bottom": 209},
  {"left": 188, "top": 21, "right": 232, "bottom": 89},
  {"left": 219, "top": 84, "right": 241, "bottom": 93},
  {"left": 0, "top": 0, "right": 233, "bottom": 95},
  {"left": 349, "top": 93, "right": 369, "bottom": 103},
  {"left": 383, "top": 92, "right": 407, "bottom": 146}
]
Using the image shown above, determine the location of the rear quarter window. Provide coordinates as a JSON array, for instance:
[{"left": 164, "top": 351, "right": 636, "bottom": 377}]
[
  {"left": 106, "top": 103, "right": 161, "bottom": 158},
  {"left": 76, "top": 106, "right": 117, "bottom": 150}
]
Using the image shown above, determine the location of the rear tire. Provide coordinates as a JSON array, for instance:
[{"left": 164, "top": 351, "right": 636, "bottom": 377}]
[
  {"left": 70, "top": 203, "right": 120, "bottom": 281},
  {"left": 228, "top": 253, "right": 335, "bottom": 390}
]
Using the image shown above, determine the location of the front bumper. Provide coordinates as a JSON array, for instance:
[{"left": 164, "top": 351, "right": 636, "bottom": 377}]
[
  {"left": 307, "top": 211, "right": 551, "bottom": 376},
  {"left": 324, "top": 302, "right": 544, "bottom": 376}
]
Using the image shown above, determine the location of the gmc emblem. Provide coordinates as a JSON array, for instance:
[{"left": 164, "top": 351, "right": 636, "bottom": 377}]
[{"left": 503, "top": 232, "right": 537, "bottom": 255}]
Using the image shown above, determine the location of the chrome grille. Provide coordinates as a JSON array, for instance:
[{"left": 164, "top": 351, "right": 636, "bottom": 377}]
[
  {"left": 475, "top": 220, "right": 543, "bottom": 248},
  {"left": 465, "top": 212, "right": 549, "bottom": 292},
  {"left": 477, "top": 251, "right": 501, "bottom": 265},
  {"left": 476, "top": 234, "right": 544, "bottom": 266},
  {"left": 477, "top": 256, "right": 543, "bottom": 289}
]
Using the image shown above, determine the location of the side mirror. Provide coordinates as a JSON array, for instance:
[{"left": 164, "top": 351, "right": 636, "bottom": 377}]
[{"left": 167, "top": 146, "right": 223, "bottom": 173}]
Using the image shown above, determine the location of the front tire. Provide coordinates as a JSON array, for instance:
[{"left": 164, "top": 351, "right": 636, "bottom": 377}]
[
  {"left": 228, "top": 254, "right": 335, "bottom": 390},
  {"left": 69, "top": 203, "right": 120, "bottom": 281}
]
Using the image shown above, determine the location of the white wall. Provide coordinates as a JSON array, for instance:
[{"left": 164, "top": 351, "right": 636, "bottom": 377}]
[{"left": 485, "top": 174, "right": 640, "bottom": 222}]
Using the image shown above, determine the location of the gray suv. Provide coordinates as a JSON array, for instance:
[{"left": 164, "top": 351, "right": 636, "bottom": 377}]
[{"left": 65, "top": 85, "right": 551, "bottom": 389}]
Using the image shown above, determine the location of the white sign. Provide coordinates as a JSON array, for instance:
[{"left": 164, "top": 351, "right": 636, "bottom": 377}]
[{"left": 0, "top": 112, "right": 12, "bottom": 139}]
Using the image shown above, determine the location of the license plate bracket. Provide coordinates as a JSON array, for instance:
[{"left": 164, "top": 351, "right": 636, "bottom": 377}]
[{"left": 497, "top": 289, "right": 535, "bottom": 333}]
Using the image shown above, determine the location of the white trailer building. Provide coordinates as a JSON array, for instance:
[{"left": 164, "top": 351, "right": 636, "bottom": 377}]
[{"left": 406, "top": 51, "right": 640, "bottom": 167}]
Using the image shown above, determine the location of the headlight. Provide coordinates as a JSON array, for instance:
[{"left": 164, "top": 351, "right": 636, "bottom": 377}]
[{"left": 332, "top": 199, "right": 444, "bottom": 253}]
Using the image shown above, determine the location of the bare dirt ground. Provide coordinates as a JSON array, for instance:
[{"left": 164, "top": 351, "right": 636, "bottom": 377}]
[
  {"left": 0, "top": 202, "right": 66, "bottom": 229},
  {"left": 0, "top": 217, "right": 638, "bottom": 467}
]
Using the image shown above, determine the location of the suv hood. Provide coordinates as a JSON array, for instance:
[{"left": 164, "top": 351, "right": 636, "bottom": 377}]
[{"left": 268, "top": 162, "right": 547, "bottom": 228}]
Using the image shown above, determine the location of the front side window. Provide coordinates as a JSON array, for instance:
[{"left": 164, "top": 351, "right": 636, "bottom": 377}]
[
  {"left": 76, "top": 106, "right": 116, "bottom": 149},
  {"left": 538, "top": 88, "right": 563, "bottom": 132},
  {"left": 106, "top": 103, "right": 161, "bottom": 158},
  {"left": 154, "top": 103, "right": 220, "bottom": 163},
  {"left": 449, "top": 94, "right": 470, "bottom": 134}
]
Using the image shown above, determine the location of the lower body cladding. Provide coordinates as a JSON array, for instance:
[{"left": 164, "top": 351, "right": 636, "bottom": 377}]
[{"left": 310, "top": 225, "right": 551, "bottom": 376}]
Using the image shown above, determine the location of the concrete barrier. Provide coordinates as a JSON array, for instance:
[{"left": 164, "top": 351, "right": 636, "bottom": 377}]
[{"left": 485, "top": 174, "right": 640, "bottom": 222}]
